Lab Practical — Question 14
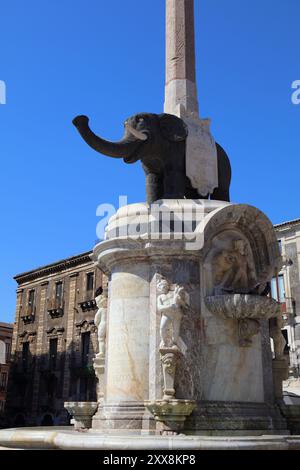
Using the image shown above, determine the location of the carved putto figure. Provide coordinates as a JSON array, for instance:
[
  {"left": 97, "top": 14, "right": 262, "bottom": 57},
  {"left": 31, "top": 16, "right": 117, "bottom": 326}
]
[
  {"left": 94, "top": 287, "right": 108, "bottom": 358},
  {"left": 213, "top": 239, "right": 257, "bottom": 294},
  {"left": 157, "top": 277, "right": 188, "bottom": 350},
  {"left": 269, "top": 316, "right": 286, "bottom": 360}
]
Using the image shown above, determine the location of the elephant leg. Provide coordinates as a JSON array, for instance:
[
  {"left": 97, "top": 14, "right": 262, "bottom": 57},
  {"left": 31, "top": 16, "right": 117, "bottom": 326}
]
[
  {"left": 211, "top": 187, "right": 230, "bottom": 202},
  {"left": 146, "top": 172, "right": 163, "bottom": 204},
  {"left": 164, "top": 171, "right": 186, "bottom": 199}
]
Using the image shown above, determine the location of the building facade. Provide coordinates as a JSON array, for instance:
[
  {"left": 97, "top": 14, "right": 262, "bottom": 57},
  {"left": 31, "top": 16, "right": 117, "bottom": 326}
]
[
  {"left": 273, "top": 219, "right": 300, "bottom": 378},
  {"left": 5, "top": 251, "right": 103, "bottom": 427},
  {"left": 0, "top": 322, "right": 13, "bottom": 427}
]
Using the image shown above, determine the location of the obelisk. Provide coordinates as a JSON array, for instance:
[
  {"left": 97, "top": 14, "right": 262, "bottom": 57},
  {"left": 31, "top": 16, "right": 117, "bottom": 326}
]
[
  {"left": 164, "top": 0, "right": 199, "bottom": 117},
  {"left": 164, "top": 0, "right": 218, "bottom": 197}
]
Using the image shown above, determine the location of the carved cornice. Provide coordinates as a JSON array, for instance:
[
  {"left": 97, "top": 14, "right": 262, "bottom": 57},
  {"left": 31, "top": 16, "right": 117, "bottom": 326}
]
[
  {"left": 75, "top": 319, "right": 96, "bottom": 334},
  {"left": 19, "top": 330, "right": 37, "bottom": 342},
  {"left": 46, "top": 327, "right": 65, "bottom": 336},
  {"left": 14, "top": 251, "right": 93, "bottom": 284},
  {"left": 274, "top": 218, "right": 300, "bottom": 230}
]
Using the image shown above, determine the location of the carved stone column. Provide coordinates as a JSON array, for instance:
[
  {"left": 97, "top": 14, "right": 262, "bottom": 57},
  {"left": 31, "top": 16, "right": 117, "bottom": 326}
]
[{"left": 164, "top": 0, "right": 198, "bottom": 116}]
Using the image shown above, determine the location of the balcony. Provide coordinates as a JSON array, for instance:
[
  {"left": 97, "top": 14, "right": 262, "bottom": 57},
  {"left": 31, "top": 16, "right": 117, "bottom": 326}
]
[
  {"left": 281, "top": 297, "right": 296, "bottom": 324},
  {"left": 20, "top": 305, "right": 36, "bottom": 324},
  {"left": 47, "top": 299, "right": 64, "bottom": 318},
  {"left": 78, "top": 291, "right": 96, "bottom": 312}
]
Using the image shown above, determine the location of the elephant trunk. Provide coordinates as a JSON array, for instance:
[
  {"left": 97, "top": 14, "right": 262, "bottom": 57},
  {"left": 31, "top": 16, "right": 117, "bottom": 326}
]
[{"left": 72, "top": 115, "right": 143, "bottom": 158}]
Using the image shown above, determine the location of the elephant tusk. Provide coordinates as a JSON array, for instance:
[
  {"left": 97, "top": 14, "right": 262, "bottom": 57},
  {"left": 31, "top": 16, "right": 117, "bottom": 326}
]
[{"left": 125, "top": 122, "right": 148, "bottom": 141}]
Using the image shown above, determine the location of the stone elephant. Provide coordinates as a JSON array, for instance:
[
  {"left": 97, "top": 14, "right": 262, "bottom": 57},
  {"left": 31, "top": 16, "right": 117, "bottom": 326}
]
[{"left": 72, "top": 112, "right": 231, "bottom": 204}]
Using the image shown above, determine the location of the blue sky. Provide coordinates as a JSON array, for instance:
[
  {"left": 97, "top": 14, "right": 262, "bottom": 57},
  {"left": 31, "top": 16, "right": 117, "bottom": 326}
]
[{"left": 0, "top": 0, "right": 299, "bottom": 323}]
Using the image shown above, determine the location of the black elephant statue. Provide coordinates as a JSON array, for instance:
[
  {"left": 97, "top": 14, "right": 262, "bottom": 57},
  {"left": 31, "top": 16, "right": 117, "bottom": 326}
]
[{"left": 72, "top": 112, "right": 231, "bottom": 204}]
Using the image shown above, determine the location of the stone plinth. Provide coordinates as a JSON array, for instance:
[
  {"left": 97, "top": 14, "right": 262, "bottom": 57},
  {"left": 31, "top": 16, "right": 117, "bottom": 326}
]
[
  {"left": 145, "top": 399, "right": 196, "bottom": 435},
  {"left": 64, "top": 402, "right": 98, "bottom": 430},
  {"left": 90, "top": 199, "right": 287, "bottom": 434}
]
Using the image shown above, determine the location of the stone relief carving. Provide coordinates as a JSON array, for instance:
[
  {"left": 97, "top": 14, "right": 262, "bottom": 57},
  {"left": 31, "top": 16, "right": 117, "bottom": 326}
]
[
  {"left": 238, "top": 319, "right": 260, "bottom": 347},
  {"left": 202, "top": 205, "right": 282, "bottom": 278},
  {"left": 93, "top": 286, "right": 108, "bottom": 408},
  {"left": 160, "top": 352, "right": 179, "bottom": 401},
  {"left": 205, "top": 232, "right": 281, "bottom": 348},
  {"left": 213, "top": 239, "right": 257, "bottom": 295},
  {"left": 157, "top": 278, "right": 189, "bottom": 351},
  {"left": 269, "top": 316, "right": 286, "bottom": 360},
  {"left": 94, "top": 287, "right": 108, "bottom": 359},
  {"left": 156, "top": 277, "right": 189, "bottom": 400}
]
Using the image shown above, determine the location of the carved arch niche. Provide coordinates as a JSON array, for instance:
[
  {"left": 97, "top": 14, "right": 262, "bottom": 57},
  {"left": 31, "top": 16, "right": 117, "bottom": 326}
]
[
  {"left": 200, "top": 204, "right": 282, "bottom": 348},
  {"left": 203, "top": 230, "right": 256, "bottom": 296},
  {"left": 201, "top": 204, "right": 282, "bottom": 297}
]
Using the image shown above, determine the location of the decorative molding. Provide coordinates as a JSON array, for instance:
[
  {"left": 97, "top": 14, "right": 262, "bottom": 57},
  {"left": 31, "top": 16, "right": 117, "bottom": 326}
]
[
  {"left": 75, "top": 320, "right": 96, "bottom": 334},
  {"left": 19, "top": 330, "right": 37, "bottom": 343},
  {"left": 14, "top": 251, "right": 93, "bottom": 284},
  {"left": 46, "top": 327, "right": 65, "bottom": 337}
]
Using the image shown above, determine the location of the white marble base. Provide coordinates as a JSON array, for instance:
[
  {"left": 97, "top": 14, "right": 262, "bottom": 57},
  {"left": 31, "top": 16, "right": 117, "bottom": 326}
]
[
  {"left": 0, "top": 427, "right": 299, "bottom": 450},
  {"left": 89, "top": 200, "right": 284, "bottom": 433}
]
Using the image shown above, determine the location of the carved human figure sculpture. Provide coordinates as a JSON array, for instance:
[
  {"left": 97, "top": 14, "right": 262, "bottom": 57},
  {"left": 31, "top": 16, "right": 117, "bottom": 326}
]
[
  {"left": 269, "top": 316, "right": 286, "bottom": 360},
  {"left": 94, "top": 287, "right": 108, "bottom": 358},
  {"left": 157, "top": 278, "right": 188, "bottom": 350},
  {"left": 213, "top": 239, "right": 257, "bottom": 294}
]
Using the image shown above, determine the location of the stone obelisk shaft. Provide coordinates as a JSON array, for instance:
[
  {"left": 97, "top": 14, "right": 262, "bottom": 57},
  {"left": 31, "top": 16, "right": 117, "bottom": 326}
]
[{"left": 164, "top": 0, "right": 199, "bottom": 117}]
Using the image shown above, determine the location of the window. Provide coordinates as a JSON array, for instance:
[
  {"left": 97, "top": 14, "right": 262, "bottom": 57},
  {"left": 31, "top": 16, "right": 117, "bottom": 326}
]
[
  {"left": 22, "top": 342, "right": 29, "bottom": 372},
  {"left": 49, "top": 338, "right": 58, "bottom": 370},
  {"left": 0, "top": 340, "right": 5, "bottom": 364},
  {"left": 271, "top": 274, "right": 285, "bottom": 302},
  {"left": 55, "top": 282, "right": 63, "bottom": 302},
  {"left": 5, "top": 342, "right": 11, "bottom": 362},
  {"left": 278, "top": 240, "right": 282, "bottom": 254},
  {"left": 81, "top": 332, "right": 90, "bottom": 366},
  {"left": 86, "top": 272, "right": 94, "bottom": 292},
  {"left": 28, "top": 289, "right": 35, "bottom": 306},
  {"left": 0, "top": 372, "right": 7, "bottom": 391}
]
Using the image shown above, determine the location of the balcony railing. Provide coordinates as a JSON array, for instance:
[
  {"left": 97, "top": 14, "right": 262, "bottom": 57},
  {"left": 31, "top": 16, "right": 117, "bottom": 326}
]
[
  {"left": 20, "top": 305, "right": 36, "bottom": 324},
  {"left": 47, "top": 299, "right": 64, "bottom": 318},
  {"left": 78, "top": 290, "right": 96, "bottom": 312}
]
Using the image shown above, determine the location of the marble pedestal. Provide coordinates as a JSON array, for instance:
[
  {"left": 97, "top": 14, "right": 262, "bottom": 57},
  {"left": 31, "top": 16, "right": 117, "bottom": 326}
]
[{"left": 90, "top": 199, "right": 287, "bottom": 434}]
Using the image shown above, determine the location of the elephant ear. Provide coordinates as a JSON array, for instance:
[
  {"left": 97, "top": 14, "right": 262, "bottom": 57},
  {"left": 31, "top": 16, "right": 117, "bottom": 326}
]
[{"left": 158, "top": 113, "right": 188, "bottom": 142}]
